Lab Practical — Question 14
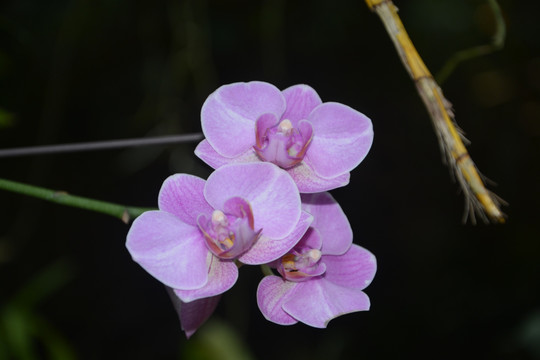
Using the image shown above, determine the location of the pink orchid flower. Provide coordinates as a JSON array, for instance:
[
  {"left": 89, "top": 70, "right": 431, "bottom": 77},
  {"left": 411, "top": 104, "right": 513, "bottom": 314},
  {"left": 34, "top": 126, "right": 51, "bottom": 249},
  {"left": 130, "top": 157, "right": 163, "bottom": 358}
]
[
  {"left": 126, "top": 162, "right": 312, "bottom": 337},
  {"left": 195, "top": 81, "right": 374, "bottom": 193},
  {"left": 257, "top": 192, "right": 376, "bottom": 327}
]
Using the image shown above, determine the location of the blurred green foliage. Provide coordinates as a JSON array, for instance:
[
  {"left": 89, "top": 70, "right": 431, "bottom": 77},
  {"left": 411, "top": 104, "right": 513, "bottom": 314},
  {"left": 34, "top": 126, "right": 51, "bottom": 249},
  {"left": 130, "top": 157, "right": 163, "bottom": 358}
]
[
  {"left": 0, "top": 260, "right": 76, "bottom": 360},
  {"left": 0, "top": 108, "right": 15, "bottom": 129},
  {"left": 180, "top": 319, "right": 254, "bottom": 360}
]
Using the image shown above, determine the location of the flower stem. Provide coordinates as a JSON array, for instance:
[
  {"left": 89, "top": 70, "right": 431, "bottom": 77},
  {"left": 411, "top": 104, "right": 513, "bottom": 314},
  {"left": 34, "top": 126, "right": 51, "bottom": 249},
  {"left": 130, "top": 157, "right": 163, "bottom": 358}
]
[
  {"left": 0, "top": 177, "right": 154, "bottom": 223},
  {"left": 260, "top": 264, "right": 274, "bottom": 277},
  {"left": 435, "top": 0, "right": 505, "bottom": 84}
]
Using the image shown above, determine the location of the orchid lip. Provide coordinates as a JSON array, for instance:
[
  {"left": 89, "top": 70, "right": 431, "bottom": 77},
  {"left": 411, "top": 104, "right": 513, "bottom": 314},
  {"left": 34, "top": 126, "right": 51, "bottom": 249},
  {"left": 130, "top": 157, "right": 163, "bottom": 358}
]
[
  {"left": 253, "top": 115, "right": 314, "bottom": 169},
  {"left": 197, "top": 197, "right": 261, "bottom": 260},
  {"left": 277, "top": 247, "right": 326, "bottom": 282}
]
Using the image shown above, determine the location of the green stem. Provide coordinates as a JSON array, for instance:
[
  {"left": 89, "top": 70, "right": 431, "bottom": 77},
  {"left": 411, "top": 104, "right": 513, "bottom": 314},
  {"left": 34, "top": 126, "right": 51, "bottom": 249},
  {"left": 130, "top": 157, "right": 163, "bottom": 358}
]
[
  {"left": 0, "top": 177, "right": 154, "bottom": 223},
  {"left": 435, "top": 0, "right": 506, "bottom": 84},
  {"left": 260, "top": 264, "right": 274, "bottom": 277}
]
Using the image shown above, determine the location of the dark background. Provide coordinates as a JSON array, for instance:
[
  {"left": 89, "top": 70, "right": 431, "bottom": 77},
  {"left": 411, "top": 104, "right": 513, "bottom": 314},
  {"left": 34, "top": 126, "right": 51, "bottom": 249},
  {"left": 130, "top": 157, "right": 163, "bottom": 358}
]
[{"left": 0, "top": 0, "right": 539, "bottom": 359}]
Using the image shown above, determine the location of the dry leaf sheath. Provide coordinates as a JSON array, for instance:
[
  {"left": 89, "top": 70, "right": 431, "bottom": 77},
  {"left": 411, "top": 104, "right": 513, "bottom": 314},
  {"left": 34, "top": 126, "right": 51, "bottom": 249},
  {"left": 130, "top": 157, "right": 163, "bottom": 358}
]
[{"left": 365, "top": 0, "right": 505, "bottom": 223}]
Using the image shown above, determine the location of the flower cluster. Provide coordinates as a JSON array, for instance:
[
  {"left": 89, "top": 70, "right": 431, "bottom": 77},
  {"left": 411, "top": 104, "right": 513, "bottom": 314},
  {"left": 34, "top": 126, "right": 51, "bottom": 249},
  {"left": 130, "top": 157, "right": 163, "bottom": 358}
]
[{"left": 126, "top": 81, "right": 377, "bottom": 337}]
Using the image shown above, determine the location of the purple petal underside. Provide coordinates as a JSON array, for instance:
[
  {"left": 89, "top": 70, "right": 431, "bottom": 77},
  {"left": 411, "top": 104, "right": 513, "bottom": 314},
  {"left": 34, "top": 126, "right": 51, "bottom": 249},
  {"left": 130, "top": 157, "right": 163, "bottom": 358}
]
[
  {"left": 257, "top": 275, "right": 298, "bottom": 325},
  {"left": 201, "top": 81, "right": 286, "bottom": 158},
  {"left": 282, "top": 279, "right": 371, "bottom": 328},
  {"left": 195, "top": 139, "right": 260, "bottom": 169},
  {"left": 204, "top": 162, "right": 301, "bottom": 240},
  {"left": 301, "top": 192, "right": 352, "bottom": 255},
  {"left": 323, "top": 245, "right": 377, "bottom": 290},
  {"left": 306, "top": 102, "right": 374, "bottom": 179},
  {"left": 238, "top": 211, "right": 313, "bottom": 265},
  {"left": 281, "top": 84, "right": 322, "bottom": 126},
  {"left": 158, "top": 174, "right": 214, "bottom": 226},
  {"left": 174, "top": 254, "right": 239, "bottom": 302},
  {"left": 287, "top": 160, "right": 350, "bottom": 193},
  {"left": 295, "top": 226, "right": 322, "bottom": 250},
  {"left": 126, "top": 211, "right": 209, "bottom": 290},
  {"left": 167, "top": 288, "right": 221, "bottom": 339}
]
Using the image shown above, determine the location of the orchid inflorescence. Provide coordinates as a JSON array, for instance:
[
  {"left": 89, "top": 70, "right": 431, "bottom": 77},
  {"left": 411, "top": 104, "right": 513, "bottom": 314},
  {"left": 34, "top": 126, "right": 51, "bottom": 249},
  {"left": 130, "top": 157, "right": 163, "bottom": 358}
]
[{"left": 126, "top": 81, "right": 377, "bottom": 338}]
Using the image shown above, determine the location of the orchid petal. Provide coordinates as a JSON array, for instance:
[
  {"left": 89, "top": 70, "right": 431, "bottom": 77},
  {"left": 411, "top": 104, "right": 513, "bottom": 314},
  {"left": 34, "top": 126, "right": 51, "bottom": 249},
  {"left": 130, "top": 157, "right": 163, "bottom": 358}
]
[
  {"left": 158, "top": 174, "right": 213, "bottom": 226},
  {"left": 281, "top": 84, "right": 322, "bottom": 126},
  {"left": 295, "top": 226, "right": 322, "bottom": 250},
  {"left": 204, "top": 163, "right": 301, "bottom": 239},
  {"left": 301, "top": 192, "right": 352, "bottom": 255},
  {"left": 323, "top": 245, "right": 377, "bottom": 290},
  {"left": 306, "top": 102, "right": 373, "bottom": 178},
  {"left": 174, "top": 255, "right": 239, "bottom": 302},
  {"left": 201, "top": 81, "right": 286, "bottom": 158},
  {"left": 196, "top": 136, "right": 351, "bottom": 194},
  {"left": 195, "top": 139, "right": 260, "bottom": 169},
  {"left": 167, "top": 288, "right": 221, "bottom": 339},
  {"left": 239, "top": 211, "right": 313, "bottom": 265},
  {"left": 195, "top": 139, "right": 233, "bottom": 168},
  {"left": 257, "top": 275, "right": 298, "bottom": 325},
  {"left": 126, "top": 211, "right": 208, "bottom": 290},
  {"left": 283, "top": 279, "right": 371, "bottom": 328},
  {"left": 287, "top": 161, "right": 350, "bottom": 193}
]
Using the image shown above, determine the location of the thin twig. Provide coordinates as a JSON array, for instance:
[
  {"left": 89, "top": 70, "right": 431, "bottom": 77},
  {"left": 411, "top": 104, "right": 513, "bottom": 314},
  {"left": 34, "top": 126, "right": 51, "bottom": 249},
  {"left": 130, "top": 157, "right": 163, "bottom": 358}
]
[{"left": 0, "top": 133, "right": 204, "bottom": 158}]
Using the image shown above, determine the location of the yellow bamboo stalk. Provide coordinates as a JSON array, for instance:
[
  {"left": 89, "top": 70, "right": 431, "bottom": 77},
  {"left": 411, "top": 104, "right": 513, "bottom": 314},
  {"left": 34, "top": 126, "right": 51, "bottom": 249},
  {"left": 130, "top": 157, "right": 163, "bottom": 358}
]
[{"left": 365, "top": 0, "right": 505, "bottom": 223}]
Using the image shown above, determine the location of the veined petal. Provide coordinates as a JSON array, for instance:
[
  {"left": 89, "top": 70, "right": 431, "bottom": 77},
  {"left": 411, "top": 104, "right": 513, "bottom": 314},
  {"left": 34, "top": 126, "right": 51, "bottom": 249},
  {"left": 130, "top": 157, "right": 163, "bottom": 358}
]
[
  {"left": 323, "top": 245, "right": 377, "bottom": 290},
  {"left": 257, "top": 275, "right": 298, "bottom": 325},
  {"left": 174, "top": 254, "right": 239, "bottom": 302},
  {"left": 282, "top": 279, "right": 371, "bottom": 328},
  {"left": 166, "top": 288, "right": 221, "bottom": 339},
  {"left": 301, "top": 192, "right": 352, "bottom": 255},
  {"left": 204, "top": 163, "right": 301, "bottom": 239},
  {"left": 201, "top": 81, "right": 286, "bottom": 158},
  {"left": 195, "top": 139, "right": 260, "bottom": 169},
  {"left": 158, "top": 174, "right": 213, "bottom": 226},
  {"left": 287, "top": 161, "right": 350, "bottom": 193},
  {"left": 281, "top": 84, "right": 322, "bottom": 126},
  {"left": 238, "top": 211, "right": 313, "bottom": 265},
  {"left": 306, "top": 102, "right": 373, "bottom": 178},
  {"left": 195, "top": 139, "right": 233, "bottom": 168},
  {"left": 126, "top": 211, "right": 209, "bottom": 290}
]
